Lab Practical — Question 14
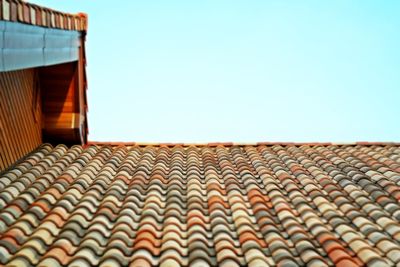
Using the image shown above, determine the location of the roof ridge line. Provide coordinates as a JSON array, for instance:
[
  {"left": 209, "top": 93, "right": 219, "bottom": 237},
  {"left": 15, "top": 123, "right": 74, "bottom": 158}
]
[
  {"left": 1, "top": 0, "right": 88, "bottom": 31},
  {"left": 85, "top": 141, "right": 400, "bottom": 147}
]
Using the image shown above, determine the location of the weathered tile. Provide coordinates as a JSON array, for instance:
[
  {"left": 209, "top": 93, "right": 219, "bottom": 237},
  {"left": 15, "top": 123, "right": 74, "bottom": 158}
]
[{"left": 0, "top": 144, "right": 400, "bottom": 266}]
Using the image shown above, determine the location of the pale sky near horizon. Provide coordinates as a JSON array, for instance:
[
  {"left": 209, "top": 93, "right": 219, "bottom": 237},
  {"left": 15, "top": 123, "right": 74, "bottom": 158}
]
[{"left": 30, "top": 1, "right": 400, "bottom": 142}]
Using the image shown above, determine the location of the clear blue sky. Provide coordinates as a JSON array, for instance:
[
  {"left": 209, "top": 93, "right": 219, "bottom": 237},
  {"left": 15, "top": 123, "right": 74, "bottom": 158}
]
[{"left": 31, "top": 0, "right": 400, "bottom": 142}]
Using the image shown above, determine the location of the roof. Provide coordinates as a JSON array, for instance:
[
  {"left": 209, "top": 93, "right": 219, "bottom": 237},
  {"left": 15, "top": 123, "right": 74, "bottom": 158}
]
[
  {"left": 88, "top": 141, "right": 400, "bottom": 147},
  {"left": 1, "top": 143, "right": 400, "bottom": 266},
  {"left": 0, "top": 0, "right": 87, "bottom": 31}
]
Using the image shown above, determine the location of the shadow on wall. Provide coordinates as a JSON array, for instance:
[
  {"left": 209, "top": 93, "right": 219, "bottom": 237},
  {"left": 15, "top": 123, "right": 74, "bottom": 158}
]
[{"left": 39, "top": 61, "right": 85, "bottom": 145}]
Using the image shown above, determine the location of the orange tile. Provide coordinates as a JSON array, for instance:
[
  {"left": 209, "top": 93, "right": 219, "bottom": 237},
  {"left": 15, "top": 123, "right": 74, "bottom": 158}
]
[{"left": 0, "top": 143, "right": 399, "bottom": 266}]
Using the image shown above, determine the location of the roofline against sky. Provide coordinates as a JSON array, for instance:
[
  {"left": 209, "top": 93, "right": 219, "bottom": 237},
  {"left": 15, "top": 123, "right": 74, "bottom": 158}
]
[{"left": 86, "top": 141, "right": 400, "bottom": 147}]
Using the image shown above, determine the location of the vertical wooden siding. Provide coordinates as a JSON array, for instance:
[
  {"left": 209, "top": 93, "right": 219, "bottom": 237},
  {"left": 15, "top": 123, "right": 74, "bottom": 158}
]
[{"left": 0, "top": 69, "right": 42, "bottom": 171}]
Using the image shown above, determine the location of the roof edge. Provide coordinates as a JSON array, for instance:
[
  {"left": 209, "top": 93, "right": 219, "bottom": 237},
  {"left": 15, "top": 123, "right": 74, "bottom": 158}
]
[
  {"left": 0, "top": 0, "right": 87, "bottom": 31},
  {"left": 86, "top": 141, "right": 400, "bottom": 147}
]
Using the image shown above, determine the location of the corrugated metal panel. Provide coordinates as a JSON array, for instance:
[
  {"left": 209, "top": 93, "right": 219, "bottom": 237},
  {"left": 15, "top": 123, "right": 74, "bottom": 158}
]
[
  {"left": 0, "top": 21, "right": 81, "bottom": 71},
  {"left": 0, "top": 68, "right": 42, "bottom": 171}
]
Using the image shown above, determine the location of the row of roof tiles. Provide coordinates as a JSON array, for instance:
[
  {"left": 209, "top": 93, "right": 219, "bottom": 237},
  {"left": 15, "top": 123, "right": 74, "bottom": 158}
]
[
  {"left": 87, "top": 141, "right": 400, "bottom": 147},
  {"left": 0, "top": 143, "right": 400, "bottom": 266},
  {"left": 0, "top": 0, "right": 87, "bottom": 31}
]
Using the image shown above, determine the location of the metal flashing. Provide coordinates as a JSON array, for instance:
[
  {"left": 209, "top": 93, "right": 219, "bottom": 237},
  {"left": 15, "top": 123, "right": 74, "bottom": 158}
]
[{"left": 0, "top": 21, "right": 80, "bottom": 71}]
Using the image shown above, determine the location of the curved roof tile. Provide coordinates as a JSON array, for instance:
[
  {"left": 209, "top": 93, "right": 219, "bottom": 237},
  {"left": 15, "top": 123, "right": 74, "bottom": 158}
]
[{"left": 0, "top": 143, "right": 400, "bottom": 266}]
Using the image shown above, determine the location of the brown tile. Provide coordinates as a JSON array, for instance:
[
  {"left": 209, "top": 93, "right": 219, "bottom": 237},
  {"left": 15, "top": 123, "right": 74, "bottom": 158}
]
[{"left": 0, "top": 144, "right": 399, "bottom": 266}]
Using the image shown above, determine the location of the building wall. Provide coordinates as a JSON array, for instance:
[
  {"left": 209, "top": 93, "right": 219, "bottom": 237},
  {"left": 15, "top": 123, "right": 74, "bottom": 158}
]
[{"left": 0, "top": 69, "right": 42, "bottom": 171}]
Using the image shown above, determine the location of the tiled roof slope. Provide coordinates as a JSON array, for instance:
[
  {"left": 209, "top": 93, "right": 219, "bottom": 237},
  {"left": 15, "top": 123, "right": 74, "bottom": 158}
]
[
  {"left": 1, "top": 144, "right": 400, "bottom": 267},
  {"left": 0, "top": 0, "right": 87, "bottom": 31}
]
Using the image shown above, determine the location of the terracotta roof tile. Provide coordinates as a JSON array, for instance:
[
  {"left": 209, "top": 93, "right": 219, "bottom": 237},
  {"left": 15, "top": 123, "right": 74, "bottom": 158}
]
[
  {"left": 0, "top": 143, "right": 400, "bottom": 266},
  {"left": 1, "top": 0, "right": 88, "bottom": 31}
]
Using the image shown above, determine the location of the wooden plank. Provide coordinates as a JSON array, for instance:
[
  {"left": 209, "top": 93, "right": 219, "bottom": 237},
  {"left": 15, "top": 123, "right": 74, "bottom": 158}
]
[
  {"left": 11, "top": 69, "right": 33, "bottom": 156},
  {"left": 0, "top": 102, "right": 14, "bottom": 168},
  {"left": 6, "top": 70, "right": 29, "bottom": 155},
  {"left": 0, "top": 69, "right": 42, "bottom": 170},
  {"left": 0, "top": 71, "right": 21, "bottom": 163},
  {"left": 20, "top": 69, "right": 41, "bottom": 148}
]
